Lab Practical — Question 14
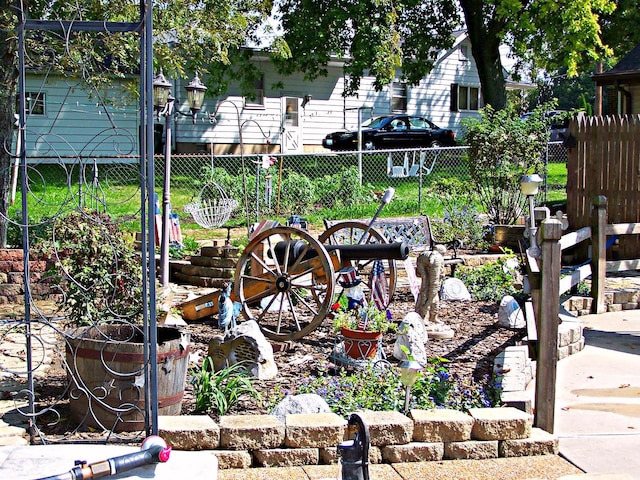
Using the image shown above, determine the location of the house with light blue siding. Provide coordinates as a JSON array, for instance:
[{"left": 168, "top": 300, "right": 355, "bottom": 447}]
[{"left": 22, "top": 31, "right": 527, "bottom": 158}]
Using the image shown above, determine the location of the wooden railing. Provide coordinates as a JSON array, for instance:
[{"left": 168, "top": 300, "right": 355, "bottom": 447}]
[{"left": 526, "top": 195, "right": 640, "bottom": 433}]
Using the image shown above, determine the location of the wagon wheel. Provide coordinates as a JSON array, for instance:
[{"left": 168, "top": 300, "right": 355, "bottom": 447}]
[
  {"left": 234, "top": 226, "right": 336, "bottom": 342},
  {"left": 318, "top": 221, "right": 398, "bottom": 307}
]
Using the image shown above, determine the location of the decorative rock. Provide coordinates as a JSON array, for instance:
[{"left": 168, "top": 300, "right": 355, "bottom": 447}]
[
  {"left": 271, "top": 394, "right": 332, "bottom": 424},
  {"left": 393, "top": 312, "right": 428, "bottom": 365},
  {"left": 497, "top": 295, "right": 526, "bottom": 329},
  {"left": 440, "top": 277, "right": 471, "bottom": 301},
  {"left": 415, "top": 247, "right": 446, "bottom": 322},
  {"left": 208, "top": 319, "right": 278, "bottom": 380}
]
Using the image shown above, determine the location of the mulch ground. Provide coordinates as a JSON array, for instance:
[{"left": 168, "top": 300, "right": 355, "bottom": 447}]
[{"left": 181, "top": 287, "right": 527, "bottom": 417}]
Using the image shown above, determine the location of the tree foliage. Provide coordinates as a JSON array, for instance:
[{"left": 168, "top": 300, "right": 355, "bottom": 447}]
[{"left": 275, "top": 0, "right": 617, "bottom": 108}]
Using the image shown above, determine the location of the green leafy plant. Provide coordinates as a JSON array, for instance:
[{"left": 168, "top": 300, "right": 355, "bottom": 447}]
[
  {"left": 49, "top": 209, "right": 143, "bottom": 327},
  {"left": 297, "top": 358, "right": 501, "bottom": 417},
  {"left": 462, "top": 103, "right": 552, "bottom": 225},
  {"left": 454, "top": 251, "right": 524, "bottom": 302},
  {"left": 190, "top": 358, "right": 262, "bottom": 415},
  {"left": 332, "top": 302, "right": 396, "bottom": 334}
]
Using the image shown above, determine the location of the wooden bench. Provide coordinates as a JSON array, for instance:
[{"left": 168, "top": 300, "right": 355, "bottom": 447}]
[{"left": 324, "top": 215, "right": 464, "bottom": 272}]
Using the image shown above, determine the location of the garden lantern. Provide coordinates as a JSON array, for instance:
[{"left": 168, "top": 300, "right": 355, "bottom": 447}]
[
  {"left": 398, "top": 359, "right": 422, "bottom": 414},
  {"left": 520, "top": 173, "right": 543, "bottom": 255},
  {"left": 153, "top": 71, "right": 208, "bottom": 286}
]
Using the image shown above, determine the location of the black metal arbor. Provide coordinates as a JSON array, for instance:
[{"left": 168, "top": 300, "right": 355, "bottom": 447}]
[{"left": 1, "top": 1, "right": 160, "bottom": 442}]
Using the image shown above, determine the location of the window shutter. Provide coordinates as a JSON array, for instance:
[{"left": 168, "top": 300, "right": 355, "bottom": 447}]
[{"left": 450, "top": 84, "right": 459, "bottom": 112}]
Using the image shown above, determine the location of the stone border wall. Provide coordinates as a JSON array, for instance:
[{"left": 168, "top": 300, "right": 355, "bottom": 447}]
[
  {"left": 0, "top": 249, "right": 55, "bottom": 305},
  {"left": 158, "top": 407, "right": 557, "bottom": 469}
]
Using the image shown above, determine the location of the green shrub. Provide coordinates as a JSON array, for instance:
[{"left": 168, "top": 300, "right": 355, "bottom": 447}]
[
  {"left": 190, "top": 358, "right": 261, "bottom": 415},
  {"left": 295, "top": 359, "right": 501, "bottom": 418},
  {"left": 454, "top": 253, "right": 523, "bottom": 302},
  {"left": 279, "top": 171, "right": 316, "bottom": 214}
]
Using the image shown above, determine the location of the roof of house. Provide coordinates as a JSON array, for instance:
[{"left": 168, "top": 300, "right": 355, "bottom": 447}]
[{"left": 592, "top": 43, "right": 640, "bottom": 85}]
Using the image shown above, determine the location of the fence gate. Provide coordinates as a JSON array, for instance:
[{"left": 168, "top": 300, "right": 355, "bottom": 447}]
[{"left": 0, "top": 3, "right": 160, "bottom": 443}]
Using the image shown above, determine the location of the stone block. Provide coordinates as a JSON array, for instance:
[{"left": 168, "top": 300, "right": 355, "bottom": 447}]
[
  {"left": 212, "top": 450, "right": 252, "bottom": 469},
  {"left": 319, "top": 447, "right": 339, "bottom": 465},
  {"left": 469, "top": 407, "right": 532, "bottom": 440},
  {"left": 252, "top": 447, "right": 318, "bottom": 467},
  {"left": 355, "top": 410, "right": 413, "bottom": 446},
  {"left": 499, "top": 391, "right": 533, "bottom": 414},
  {"left": 607, "top": 303, "right": 623, "bottom": 312},
  {"left": 499, "top": 427, "right": 558, "bottom": 457},
  {"left": 285, "top": 413, "right": 347, "bottom": 448},
  {"left": 410, "top": 408, "right": 473, "bottom": 442},
  {"left": 444, "top": 440, "right": 498, "bottom": 459},
  {"left": 219, "top": 414, "right": 285, "bottom": 449},
  {"left": 381, "top": 442, "right": 444, "bottom": 463},
  {"left": 158, "top": 415, "right": 220, "bottom": 450},
  {"left": 622, "top": 302, "right": 638, "bottom": 310}
]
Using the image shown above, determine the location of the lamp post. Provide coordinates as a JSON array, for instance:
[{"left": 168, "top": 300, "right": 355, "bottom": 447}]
[
  {"left": 520, "top": 173, "right": 543, "bottom": 258},
  {"left": 398, "top": 360, "right": 422, "bottom": 414},
  {"left": 153, "top": 71, "right": 207, "bottom": 286}
]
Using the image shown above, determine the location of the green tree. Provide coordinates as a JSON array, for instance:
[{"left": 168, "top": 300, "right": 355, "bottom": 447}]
[
  {"left": 275, "top": 0, "right": 615, "bottom": 110},
  {"left": 0, "top": 0, "right": 277, "bottom": 247}
]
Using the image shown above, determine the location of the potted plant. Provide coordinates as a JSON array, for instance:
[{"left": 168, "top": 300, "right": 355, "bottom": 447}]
[
  {"left": 50, "top": 209, "right": 189, "bottom": 432},
  {"left": 333, "top": 302, "right": 396, "bottom": 360}
]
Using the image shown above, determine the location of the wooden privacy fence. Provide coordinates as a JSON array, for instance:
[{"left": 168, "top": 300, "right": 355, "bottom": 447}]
[
  {"left": 526, "top": 195, "right": 640, "bottom": 433},
  {"left": 566, "top": 114, "right": 640, "bottom": 259}
]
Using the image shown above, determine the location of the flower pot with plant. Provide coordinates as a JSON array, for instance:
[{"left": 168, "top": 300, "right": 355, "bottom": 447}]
[
  {"left": 51, "top": 209, "right": 189, "bottom": 432},
  {"left": 333, "top": 302, "right": 395, "bottom": 360}
]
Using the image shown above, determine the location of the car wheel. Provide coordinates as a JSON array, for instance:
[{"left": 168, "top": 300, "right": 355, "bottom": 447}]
[{"left": 430, "top": 140, "right": 442, "bottom": 148}]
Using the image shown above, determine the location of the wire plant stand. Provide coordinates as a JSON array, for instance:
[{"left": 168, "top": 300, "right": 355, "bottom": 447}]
[{"left": 184, "top": 181, "right": 239, "bottom": 230}]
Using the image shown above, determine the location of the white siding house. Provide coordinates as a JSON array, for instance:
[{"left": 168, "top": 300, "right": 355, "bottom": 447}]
[
  {"left": 171, "top": 32, "right": 486, "bottom": 154},
  {"left": 21, "top": 32, "right": 524, "bottom": 158}
]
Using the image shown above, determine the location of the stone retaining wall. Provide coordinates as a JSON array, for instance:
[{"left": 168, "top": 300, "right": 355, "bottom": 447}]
[
  {"left": 0, "top": 249, "right": 55, "bottom": 305},
  {"left": 158, "top": 407, "right": 557, "bottom": 470}
]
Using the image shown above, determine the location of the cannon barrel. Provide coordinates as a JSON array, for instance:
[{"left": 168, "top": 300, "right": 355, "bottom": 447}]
[{"left": 272, "top": 240, "right": 409, "bottom": 265}]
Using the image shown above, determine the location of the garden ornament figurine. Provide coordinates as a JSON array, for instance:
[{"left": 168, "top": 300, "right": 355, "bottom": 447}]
[
  {"left": 415, "top": 245, "right": 454, "bottom": 339},
  {"left": 218, "top": 282, "right": 240, "bottom": 332},
  {"left": 338, "top": 266, "right": 366, "bottom": 311}
]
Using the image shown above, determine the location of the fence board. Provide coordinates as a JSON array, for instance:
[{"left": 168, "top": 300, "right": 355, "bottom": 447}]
[{"left": 567, "top": 115, "right": 640, "bottom": 259}]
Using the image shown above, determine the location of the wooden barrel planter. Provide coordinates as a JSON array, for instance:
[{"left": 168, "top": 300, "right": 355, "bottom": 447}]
[
  {"left": 65, "top": 324, "right": 190, "bottom": 432},
  {"left": 340, "top": 326, "right": 383, "bottom": 360}
]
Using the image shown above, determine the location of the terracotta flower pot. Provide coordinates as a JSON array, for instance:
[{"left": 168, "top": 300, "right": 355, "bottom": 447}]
[{"left": 340, "top": 326, "right": 383, "bottom": 360}]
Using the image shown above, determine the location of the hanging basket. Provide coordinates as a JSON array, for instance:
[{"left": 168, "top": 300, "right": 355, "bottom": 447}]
[{"left": 184, "top": 182, "right": 238, "bottom": 229}]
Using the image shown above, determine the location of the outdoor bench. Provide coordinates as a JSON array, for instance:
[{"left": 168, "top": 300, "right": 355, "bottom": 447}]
[{"left": 324, "top": 215, "right": 464, "bottom": 273}]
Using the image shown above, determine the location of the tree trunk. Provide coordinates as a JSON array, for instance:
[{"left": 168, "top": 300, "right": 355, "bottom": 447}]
[
  {"left": 0, "top": 6, "right": 19, "bottom": 248},
  {"left": 460, "top": 0, "right": 508, "bottom": 110}
]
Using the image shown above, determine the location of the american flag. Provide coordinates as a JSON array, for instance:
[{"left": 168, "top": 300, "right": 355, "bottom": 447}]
[{"left": 369, "top": 259, "right": 388, "bottom": 310}]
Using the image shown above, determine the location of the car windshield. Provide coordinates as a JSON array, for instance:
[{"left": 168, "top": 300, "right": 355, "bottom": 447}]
[{"left": 362, "top": 116, "right": 391, "bottom": 129}]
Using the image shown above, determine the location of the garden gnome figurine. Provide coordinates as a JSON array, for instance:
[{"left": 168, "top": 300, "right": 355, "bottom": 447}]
[
  {"left": 338, "top": 266, "right": 365, "bottom": 311},
  {"left": 415, "top": 245, "right": 454, "bottom": 339}
]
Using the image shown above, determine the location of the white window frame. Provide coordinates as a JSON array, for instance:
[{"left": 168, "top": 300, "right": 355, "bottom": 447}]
[
  {"left": 25, "top": 92, "right": 46, "bottom": 115},
  {"left": 391, "top": 81, "right": 407, "bottom": 113},
  {"left": 456, "top": 84, "right": 481, "bottom": 111},
  {"left": 244, "top": 74, "right": 265, "bottom": 108}
]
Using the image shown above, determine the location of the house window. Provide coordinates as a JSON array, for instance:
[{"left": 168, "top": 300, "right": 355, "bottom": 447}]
[
  {"left": 459, "top": 45, "right": 469, "bottom": 62},
  {"left": 245, "top": 75, "right": 265, "bottom": 107},
  {"left": 391, "top": 81, "right": 407, "bottom": 113},
  {"left": 23, "top": 92, "right": 46, "bottom": 115},
  {"left": 450, "top": 84, "right": 480, "bottom": 111}
]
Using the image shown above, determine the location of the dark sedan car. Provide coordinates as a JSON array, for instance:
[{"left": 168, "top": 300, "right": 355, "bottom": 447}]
[{"left": 322, "top": 114, "right": 456, "bottom": 151}]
